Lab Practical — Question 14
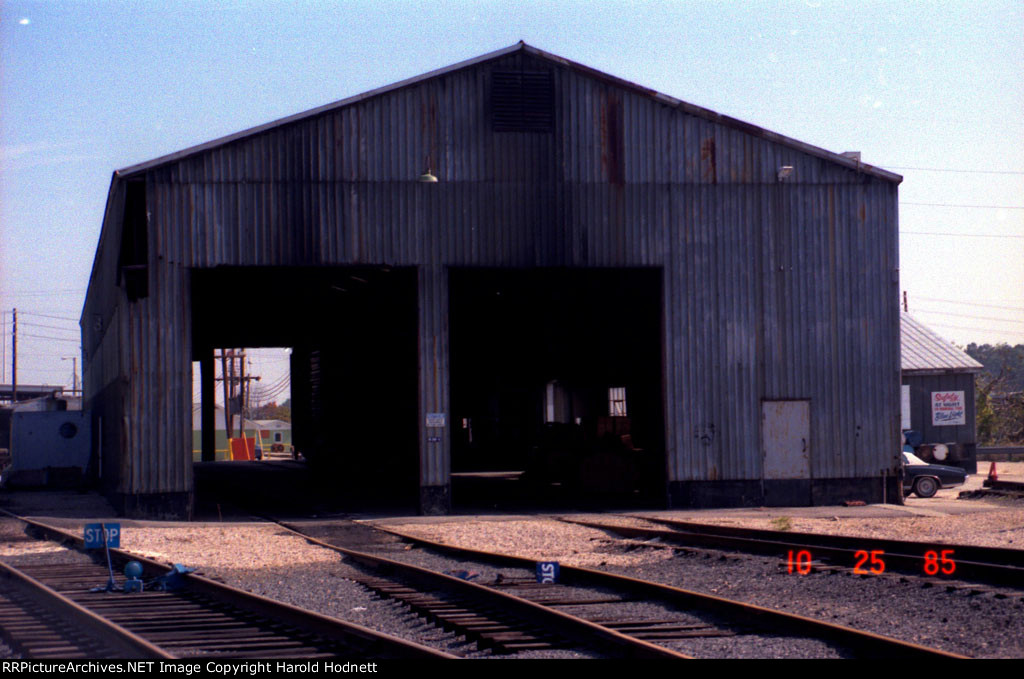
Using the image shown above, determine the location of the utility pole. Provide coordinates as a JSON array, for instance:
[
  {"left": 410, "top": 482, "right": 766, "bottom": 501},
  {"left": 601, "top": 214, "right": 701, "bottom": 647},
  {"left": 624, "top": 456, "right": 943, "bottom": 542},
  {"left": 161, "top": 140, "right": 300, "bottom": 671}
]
[
  {"left": 238, "top": 352, "right": 247, "bottom": 436},
  {"left": 11, "top": 308, "right": 17, "bottom": 403},
  {"left": 220, "top": 349, "right": 232, "bottom": 441},
  {"left": 62, "top": 356, "right": 79, "bottom": 393},
  {"left": 214, "top": 349, "right": 260, "bottom": 443},
  {"left": 230, "top": 350, "right": 238, "bottom": 438},
  {"left": 902, "top": 291, "right": 908, "bottom": 312}
]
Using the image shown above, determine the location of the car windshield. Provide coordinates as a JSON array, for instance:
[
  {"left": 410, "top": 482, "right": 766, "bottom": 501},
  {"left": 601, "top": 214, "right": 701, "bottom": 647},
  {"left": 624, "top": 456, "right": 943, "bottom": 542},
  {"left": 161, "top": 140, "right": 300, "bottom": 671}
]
[{"left": 902, "top": 452, "right": 928, "bottom": 466}]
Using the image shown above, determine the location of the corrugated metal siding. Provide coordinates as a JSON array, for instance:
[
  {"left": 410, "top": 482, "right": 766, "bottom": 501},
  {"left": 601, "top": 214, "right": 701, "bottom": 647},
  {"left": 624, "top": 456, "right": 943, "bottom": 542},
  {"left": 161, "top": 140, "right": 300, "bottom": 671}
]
[
  {"left": 904, "top": 372, "right": 977, "bottom": 445},
  {"left": 85, "top": 49, "right": 901, "bottom": 497}
]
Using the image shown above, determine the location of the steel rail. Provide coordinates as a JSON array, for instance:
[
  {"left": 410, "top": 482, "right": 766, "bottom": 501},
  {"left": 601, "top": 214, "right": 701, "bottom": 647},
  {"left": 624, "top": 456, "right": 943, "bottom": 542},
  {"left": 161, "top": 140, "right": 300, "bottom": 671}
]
[
  {"left": 982, "top": 480, "right": 1024, "bottom": 494},
  {"left": 270, "top": 519, "right": 691, "bottom": 659},
  {"left": 574, "top": 515, "right": 1024, "bottom": 587},
  {"left": 0, "top": 510, "right": 457, "bottom": 659},
  {"left": 634, "top": 515, "right": 1024, "bottom": 565},
  {"left": 367, "top": 523, "right": 968, "bottom": 659},
  {"left": 0, "top": 560, "right": 174, "bottom": 659}
]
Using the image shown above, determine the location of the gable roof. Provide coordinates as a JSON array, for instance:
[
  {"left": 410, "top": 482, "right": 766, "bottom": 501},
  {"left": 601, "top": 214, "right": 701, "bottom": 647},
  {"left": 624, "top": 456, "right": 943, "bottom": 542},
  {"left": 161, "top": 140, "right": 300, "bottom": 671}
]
[
  {"left": 901, "top": 312, "right": 983, "bottom": 374},
  {"left": 114, "top": 42, "right": 901, "bottom": 183}
]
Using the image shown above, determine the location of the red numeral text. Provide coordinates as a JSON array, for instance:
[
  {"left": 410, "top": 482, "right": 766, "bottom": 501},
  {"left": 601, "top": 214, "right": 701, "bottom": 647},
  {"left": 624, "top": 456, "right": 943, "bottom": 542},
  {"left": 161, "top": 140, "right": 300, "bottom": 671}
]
[
  {"left": 787, "top": 549, "right": 812, "bottom": 575},
  {"left": 923, "top": 550, "right": 956, "bottom": 575},
  {"left": 854, "top": 549, "right": 886, "bottom": 574}
]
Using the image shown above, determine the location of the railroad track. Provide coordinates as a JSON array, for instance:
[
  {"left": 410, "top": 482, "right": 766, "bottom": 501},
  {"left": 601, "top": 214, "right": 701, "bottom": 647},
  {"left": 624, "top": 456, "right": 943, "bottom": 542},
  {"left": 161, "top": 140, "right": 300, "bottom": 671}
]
[
  {"left": 0, "top": 513, "right": 455, "bottom": 660},
  {"left": 0, "top": 558, "right": 170, "bottom": 659},
  {"left": 278, "top": 518, "right": 966, "bottom": 659},
  {"left": 979, "top": 479, "right": 1024, "bottom": 496},
  {"left": 564, "top": 515, "right": 1024, "bottom": 590},
  {"left": 268, "top": 519, "right": 688, "bottom": 658}
]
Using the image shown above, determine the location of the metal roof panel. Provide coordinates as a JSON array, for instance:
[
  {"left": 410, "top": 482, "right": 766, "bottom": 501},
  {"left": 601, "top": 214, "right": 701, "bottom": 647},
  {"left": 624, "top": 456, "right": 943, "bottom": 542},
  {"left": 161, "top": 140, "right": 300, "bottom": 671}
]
[{"left": 901, "top": 312, "right": 983, "bottom": 373}]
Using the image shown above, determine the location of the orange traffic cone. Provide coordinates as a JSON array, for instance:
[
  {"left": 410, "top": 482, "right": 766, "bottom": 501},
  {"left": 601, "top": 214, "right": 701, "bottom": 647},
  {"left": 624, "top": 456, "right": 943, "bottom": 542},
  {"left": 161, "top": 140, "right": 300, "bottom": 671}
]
[{"left": 988, "top": 462, "right": 998, "bottom": 482}]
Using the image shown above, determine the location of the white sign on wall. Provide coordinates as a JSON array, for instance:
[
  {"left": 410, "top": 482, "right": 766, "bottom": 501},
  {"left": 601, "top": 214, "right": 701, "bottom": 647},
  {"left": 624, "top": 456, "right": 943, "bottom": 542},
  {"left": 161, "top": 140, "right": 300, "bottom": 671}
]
[
  {"left": 901, "top": 385, "right": 911, "bottom": 430},
  {"left": 931, "top": 391, "right": 966, "bottom": 426}
]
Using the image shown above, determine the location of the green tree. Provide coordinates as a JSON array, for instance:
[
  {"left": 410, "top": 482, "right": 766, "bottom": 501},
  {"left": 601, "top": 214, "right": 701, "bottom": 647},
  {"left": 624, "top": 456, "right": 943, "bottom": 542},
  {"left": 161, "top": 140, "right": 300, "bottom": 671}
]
[
  {"left": 976, "top": 374, "right": 1000, "bottom": 443},
  {"left": 252, "top": 401, "right": 291, "bottom": 423},
  {"left": 967, "top": 344, "right": 1024, "bottom": 445},
  {"left": 966, "top": 343, "right": 1024, "bottom": 391}
]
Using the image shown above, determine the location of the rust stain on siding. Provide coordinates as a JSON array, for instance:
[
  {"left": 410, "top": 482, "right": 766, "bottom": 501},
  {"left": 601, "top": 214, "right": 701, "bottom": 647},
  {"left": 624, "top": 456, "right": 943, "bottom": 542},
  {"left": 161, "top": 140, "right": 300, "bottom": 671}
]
[
  {"left": 700, "top": 137, "right": 717, "bottom": 184},
  {"left": 422, "top": 89, "right": 439, "bottom": 175},
  {"left": 600, "top": 92, "right": 625, "bottom": 186}
]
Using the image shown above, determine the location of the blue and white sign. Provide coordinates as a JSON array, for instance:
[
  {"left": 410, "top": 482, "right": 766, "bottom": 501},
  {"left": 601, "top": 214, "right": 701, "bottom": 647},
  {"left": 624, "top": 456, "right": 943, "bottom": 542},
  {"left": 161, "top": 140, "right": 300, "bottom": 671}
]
[
  {"left": 84, "top": 523, "right": 120, "bottom": 549},
  {"left": 536, "top": 561, "right": 559, "bottom": 584}
]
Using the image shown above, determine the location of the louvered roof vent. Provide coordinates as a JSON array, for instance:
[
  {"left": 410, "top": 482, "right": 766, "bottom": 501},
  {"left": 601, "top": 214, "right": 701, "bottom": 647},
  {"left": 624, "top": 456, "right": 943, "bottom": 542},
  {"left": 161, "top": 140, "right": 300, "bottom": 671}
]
[{"left": 491, "top": 70, "right": 554, "bottom": 132}]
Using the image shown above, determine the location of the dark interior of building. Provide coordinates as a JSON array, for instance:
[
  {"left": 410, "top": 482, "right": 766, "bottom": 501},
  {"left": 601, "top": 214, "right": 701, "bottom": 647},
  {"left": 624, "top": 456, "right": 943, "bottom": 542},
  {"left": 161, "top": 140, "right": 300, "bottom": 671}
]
[
  {"left": 189, "top": 266, "right": 666, "bottom": 515},
  {"left": 449, "top": 268, "right": 666, "bottom": 509},
  {"left": 190, "top": 266, "right": 419, "bottom": 514}
]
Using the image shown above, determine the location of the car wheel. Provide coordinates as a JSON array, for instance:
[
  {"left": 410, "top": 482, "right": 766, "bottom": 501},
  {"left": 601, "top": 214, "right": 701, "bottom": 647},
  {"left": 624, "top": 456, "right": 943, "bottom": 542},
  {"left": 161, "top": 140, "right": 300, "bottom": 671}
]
[{"left": 913, "top": 476, "right": 939, "bottom": 498}]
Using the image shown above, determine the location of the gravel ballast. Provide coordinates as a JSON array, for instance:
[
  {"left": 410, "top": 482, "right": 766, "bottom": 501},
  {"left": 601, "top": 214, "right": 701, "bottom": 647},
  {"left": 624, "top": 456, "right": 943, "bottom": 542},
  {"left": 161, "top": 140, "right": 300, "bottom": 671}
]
[
  {"left": 293, "top": 521, "right": 849, "bottom": 659},
  {"left": 0, "top": 518, "right": 486, "bottom": 658},
  {"left": 4, "top": 487, "right": 1023, "bottom": 659},
  {"left": 377, "top": 509, "right": 1024, "bottom": 659}
]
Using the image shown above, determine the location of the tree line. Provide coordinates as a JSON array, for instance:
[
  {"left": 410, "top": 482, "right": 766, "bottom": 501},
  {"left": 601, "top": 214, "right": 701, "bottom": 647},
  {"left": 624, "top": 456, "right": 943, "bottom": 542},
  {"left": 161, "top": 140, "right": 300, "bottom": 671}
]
[
  {"left": 966, "top": 343, "right": 1024, "bottom": 445},
  {"left": 251, "top": 398, "right": 291, "bottom": 423}
]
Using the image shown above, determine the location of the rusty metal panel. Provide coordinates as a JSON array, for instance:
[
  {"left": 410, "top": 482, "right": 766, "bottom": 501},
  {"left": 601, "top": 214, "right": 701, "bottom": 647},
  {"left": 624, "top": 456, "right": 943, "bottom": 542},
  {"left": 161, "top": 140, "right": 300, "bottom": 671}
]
[{"left": 762, "top": 400, "right": 811, "bottom": 479}]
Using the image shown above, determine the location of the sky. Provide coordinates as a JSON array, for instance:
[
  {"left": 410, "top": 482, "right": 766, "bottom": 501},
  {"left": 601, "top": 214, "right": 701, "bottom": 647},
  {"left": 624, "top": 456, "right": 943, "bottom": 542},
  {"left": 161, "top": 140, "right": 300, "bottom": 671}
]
[{"left": 1, "top": 0, "right": 1022, "bottom": 398}]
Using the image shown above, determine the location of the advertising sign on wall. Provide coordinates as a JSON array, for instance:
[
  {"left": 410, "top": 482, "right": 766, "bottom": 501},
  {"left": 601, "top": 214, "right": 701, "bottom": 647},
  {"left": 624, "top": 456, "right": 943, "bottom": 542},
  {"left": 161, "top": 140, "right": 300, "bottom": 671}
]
[{"left": 931, "top": 391, "right": 966, "bottom": 426}]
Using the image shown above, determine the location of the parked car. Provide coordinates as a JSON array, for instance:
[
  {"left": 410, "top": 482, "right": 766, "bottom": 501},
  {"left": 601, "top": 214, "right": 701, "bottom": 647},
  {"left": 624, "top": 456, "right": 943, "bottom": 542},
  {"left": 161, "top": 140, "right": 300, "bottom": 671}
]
[{"left": 902, "top": 451, "right": 968, "bottom": 498}]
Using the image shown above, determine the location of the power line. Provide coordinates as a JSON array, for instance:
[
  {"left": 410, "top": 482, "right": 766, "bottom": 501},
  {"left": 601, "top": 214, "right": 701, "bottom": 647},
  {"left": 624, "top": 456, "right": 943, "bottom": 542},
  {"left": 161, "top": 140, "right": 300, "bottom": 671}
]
[
  {"left": 2, "top": 290, "right": 85, "bottom": 297},
  {"left": 18, "top": 321, "right": 81, "bottom": 333},
  {"left": 3, "top": 287, "right": 85, "bottom": 293},
  {"left": 9, "top": 366, "right": 73, "bottom": 376},
  {"left": 251, "top": 378, "right": 291, "bottom": 401},
  {"left": 8, "top": 350, "right": 69, "bottom": 359},
  {"left": 251, "top": 383, "right": 290, "bottom": 400},
  {"left": 18, "top": 332, "right": 81, "bottom": 343},
  {"left": 925, "top": 322, "right": 1024, "bottom": 340},
  {"left": 257, "top": 371, "right": 291, "bottom": 389},
  {"left": 886, "top": 166, "right": 1024, "bottom": 176},
  {"left": 913, "top": 309, "right": 1024, "bottom": 326},
  {"left": 13, "top": 366, "right": 74, "bottom": 374},
  {"left": 2, "top": 311, "right": 78, "bottom": 322},
  {"left": 248, "top": 365, "right": 291, "bottom": 387},
  {"left": 901, "top": 202, "right": 1024, "bottom": 210},
  {"left": 900, "top": 230, "right": 1024, "bottom": 239},
  {"left": 252, "top": 373, "right": 290, "bottom": 391},
  {"left": 253, "top": 384, "right": 291, "bottom": 403},
  {"left": 915, "top": 297, "right": 1024, "bottom": 312},
  {"left": 250, "top": 374, "right": 291, "bottom": 399}
]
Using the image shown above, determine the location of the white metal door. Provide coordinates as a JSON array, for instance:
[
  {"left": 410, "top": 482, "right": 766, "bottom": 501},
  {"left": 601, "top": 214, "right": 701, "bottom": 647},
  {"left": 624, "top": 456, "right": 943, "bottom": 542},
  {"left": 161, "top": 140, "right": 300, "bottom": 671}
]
[{"left": 762, "top": 400, "right": 810, "bottom": 480}]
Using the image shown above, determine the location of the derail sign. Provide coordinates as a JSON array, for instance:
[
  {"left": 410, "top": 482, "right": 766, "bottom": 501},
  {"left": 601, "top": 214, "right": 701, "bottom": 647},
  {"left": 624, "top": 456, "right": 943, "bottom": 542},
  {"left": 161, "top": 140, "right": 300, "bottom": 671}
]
[{"left": 931, "top": 391, "right": 966, "bottom": 426}]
